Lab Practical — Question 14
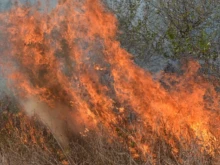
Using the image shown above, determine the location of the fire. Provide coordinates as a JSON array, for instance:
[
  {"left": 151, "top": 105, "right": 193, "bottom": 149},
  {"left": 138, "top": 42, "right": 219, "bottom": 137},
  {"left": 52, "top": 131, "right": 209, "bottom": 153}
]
[{"left": 0, "top": 0, "right": 219, "bottom": 161}]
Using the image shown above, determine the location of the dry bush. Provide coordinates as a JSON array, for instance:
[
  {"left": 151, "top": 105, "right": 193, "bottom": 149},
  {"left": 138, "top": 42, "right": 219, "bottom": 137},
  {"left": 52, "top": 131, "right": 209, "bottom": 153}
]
[{"left": 0, "top": 104, "right": 219, "bottom": 165}]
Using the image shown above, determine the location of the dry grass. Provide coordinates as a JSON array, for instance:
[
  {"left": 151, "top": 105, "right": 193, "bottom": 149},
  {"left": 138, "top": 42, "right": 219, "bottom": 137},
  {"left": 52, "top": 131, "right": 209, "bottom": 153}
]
[{"left": 0, "top": 105, "right": 219, "bottom": 165}]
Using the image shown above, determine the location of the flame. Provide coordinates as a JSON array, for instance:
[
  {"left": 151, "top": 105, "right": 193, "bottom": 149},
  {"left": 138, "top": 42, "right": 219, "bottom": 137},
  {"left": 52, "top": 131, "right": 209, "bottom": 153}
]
[{"left": 0, "top": 0, "right": 219, "bottom": 160}]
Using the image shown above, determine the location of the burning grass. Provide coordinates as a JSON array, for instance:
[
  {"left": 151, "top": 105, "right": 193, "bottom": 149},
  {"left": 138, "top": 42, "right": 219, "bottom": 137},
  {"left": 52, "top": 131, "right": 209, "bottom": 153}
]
[
  {"left": 0, "top": 0, "right": 219, "bottom": 164},
  {"left": 0, "top": 108, "right": 219, "bottom": 165}
]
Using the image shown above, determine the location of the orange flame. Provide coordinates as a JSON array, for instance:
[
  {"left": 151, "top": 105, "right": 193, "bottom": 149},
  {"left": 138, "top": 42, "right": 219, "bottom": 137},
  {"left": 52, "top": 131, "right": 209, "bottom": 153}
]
[{"left": 0, "top": 0, "right": 219, "bottom": 159}]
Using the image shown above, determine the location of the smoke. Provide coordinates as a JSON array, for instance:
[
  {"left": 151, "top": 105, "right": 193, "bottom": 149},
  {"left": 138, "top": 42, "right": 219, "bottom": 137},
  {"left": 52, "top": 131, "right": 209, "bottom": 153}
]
[
  {"left": 0, "top": 0, "right": 219, "bottom": 158},
  {"left": 22, "top": 96, "right": 70, "bottom": 147}
]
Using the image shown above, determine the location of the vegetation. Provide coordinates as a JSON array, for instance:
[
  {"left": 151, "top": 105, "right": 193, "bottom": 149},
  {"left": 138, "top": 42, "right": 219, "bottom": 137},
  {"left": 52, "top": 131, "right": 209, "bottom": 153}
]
[
  {"left": 0, "top": 0, "right": 219, "bottom": 165},
  {"left": 0, "top": 108, "right": 219, "bottom": 165},
  {"left": 105, "top": 0, "right": 220, "bottom": 74}
]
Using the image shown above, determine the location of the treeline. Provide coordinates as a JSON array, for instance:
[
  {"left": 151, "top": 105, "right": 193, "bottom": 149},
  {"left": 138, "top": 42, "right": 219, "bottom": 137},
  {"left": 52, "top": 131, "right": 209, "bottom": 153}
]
[{"left": 104, "top": 0, "right": 220, "bottom": 74}]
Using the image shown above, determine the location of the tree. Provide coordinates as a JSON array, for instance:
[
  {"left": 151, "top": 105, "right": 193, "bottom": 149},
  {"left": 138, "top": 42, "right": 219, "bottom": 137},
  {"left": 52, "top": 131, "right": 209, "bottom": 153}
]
[
  {"left": 104, "top": 0, "right": 220, "bottom": 74},
  {"left": 105, "top": 0, "right": 166, "bottom": 63},
  {"left": 156, "top": 0, "right": 219, "bottom": 58}
]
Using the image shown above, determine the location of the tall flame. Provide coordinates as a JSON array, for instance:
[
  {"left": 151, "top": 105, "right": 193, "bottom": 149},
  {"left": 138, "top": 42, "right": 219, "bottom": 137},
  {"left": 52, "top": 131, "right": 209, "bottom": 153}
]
[{"left": 0, "top": 0, "right": 219, "bottom": 160}]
